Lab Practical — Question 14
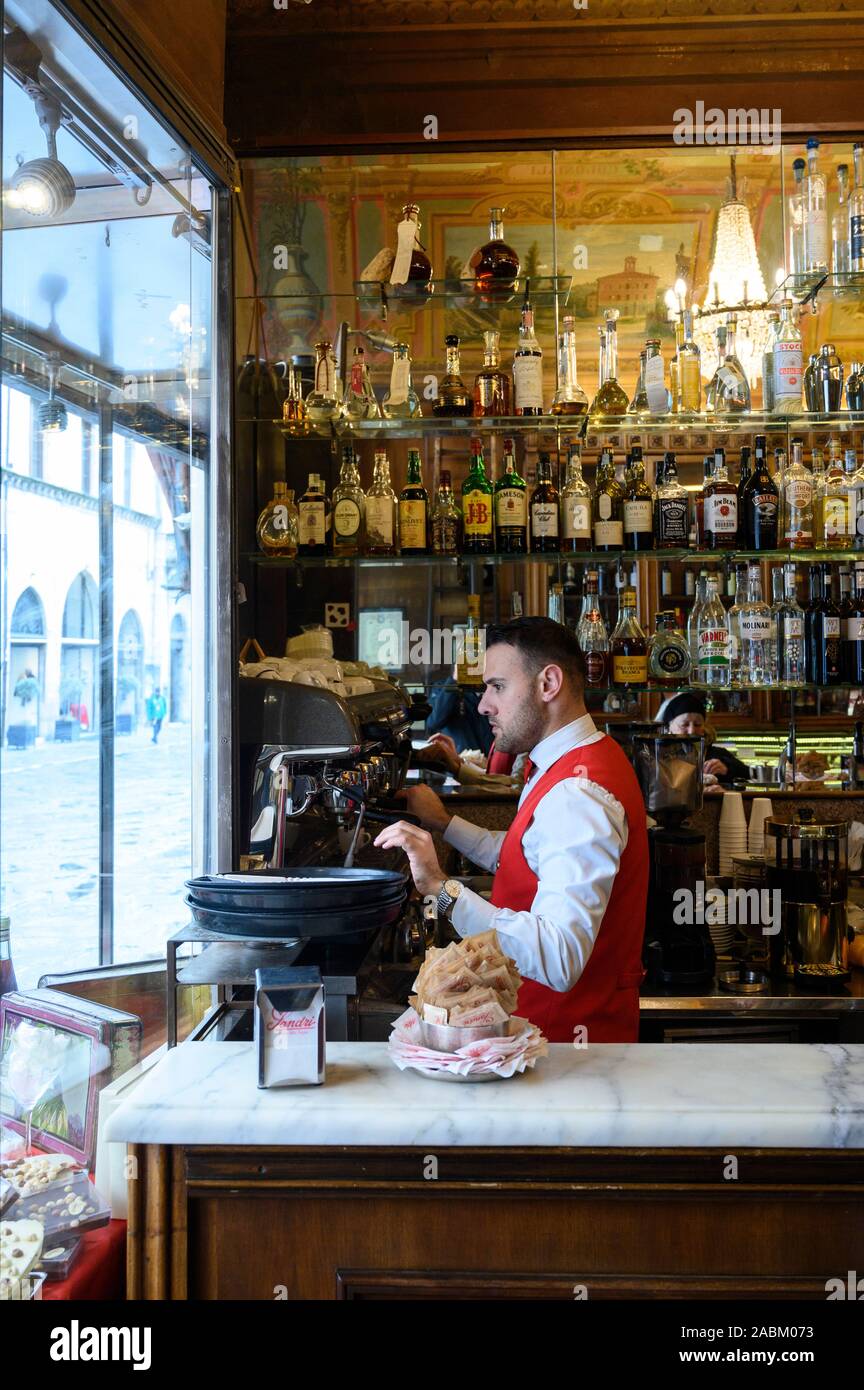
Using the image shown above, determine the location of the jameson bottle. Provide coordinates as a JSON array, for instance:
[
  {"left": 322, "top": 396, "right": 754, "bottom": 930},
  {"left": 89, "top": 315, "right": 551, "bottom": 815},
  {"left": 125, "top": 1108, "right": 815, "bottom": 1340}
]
[
  {"left": 623, "top": 448, "right": 654, "bottom": 551},
  {"left": 610, "top": 587, "right": 648, "bottom": 688},
  {"left": 398, "top": 449, "right": 429, "bottom": 554},
  {"left": 365, "top": 450, "right": 398, "bottom": 556},
  {"left": 513, "top": 280, "right": 544, "bottom": 416},
  {"left": 462, "top": 438, "right": 495, "bottom": 553},
  {"left": 298, "top": 472, "right": 329, "bottom": 556},
  {"left": 592, "top": 447, "right": 624, "bottom": 551},
  {"left": 704, "top": 447, "right": 738, "bottom": 549},
  {"left": 494, "top": 437, "right": 528, "bottom": 553},
  {"left": 431, "top": 470, "right": 461, "bottom": 556},
  {"left": 654, "top": 452, "right": 689, "bottom": 549},
  {"left": 741, "top": 434, "right": 779, "bottom": 550},
  {"left": 332, "top": 444, "right": 367, "bottom": 556},
  {"left": 559, "top": 443, "right": 593, "bottom": 553},
  {"left": 530, "top": 453, "right": 560, "bottom": 552}
]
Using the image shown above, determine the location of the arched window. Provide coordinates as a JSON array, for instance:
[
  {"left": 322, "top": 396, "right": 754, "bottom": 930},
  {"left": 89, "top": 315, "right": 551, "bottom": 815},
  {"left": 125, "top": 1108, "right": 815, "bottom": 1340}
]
[
  {"left": 62, "top": 573, "right": 97, "bottom": 640},
  {"left": 118, "top": 610, "right": 144, "bottom": 661},
  {"left": 11, "top": 587, "right": 46, "bottom": 637}
]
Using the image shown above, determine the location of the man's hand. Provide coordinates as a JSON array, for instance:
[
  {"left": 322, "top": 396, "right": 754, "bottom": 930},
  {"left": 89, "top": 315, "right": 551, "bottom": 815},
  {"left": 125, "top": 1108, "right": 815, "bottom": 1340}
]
[
  {"left": 402, "top": 783, "right": 452, "bottom": 833},
  {"left": 373, "top": 820, "right": 445, "bottom": 897}
]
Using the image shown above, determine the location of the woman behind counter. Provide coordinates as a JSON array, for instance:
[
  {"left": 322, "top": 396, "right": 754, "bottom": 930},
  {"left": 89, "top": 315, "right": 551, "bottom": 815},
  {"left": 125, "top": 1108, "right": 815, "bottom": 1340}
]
[{"left": 655, "top": 692, "right": 751, "bottom": 789}]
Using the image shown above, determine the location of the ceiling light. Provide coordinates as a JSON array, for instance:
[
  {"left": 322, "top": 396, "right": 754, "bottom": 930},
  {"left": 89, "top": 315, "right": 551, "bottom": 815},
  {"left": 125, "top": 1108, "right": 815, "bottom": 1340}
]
[
  {"left": 38, "top": 354, "right": 67, "bottom": 433},
  {"left": 8, "top": 93, "right": 76, "bottom": 219}
]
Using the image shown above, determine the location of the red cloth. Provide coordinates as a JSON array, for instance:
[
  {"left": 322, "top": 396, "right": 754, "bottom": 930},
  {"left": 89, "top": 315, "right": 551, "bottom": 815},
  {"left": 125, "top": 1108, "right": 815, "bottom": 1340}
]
[
  {"left": 490, "top": 734, "right": 648, "bottom": 1043},
  {"left": 486, "top": 740, "right": 517, "bottom": 776},
  {"left": 42, "top": 1219, "right": 126, "bottom": 1301}
]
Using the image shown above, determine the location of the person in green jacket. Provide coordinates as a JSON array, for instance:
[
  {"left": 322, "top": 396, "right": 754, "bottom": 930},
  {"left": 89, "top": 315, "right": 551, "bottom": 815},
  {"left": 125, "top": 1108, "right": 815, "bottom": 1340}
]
[{"left": 145, "top": 688, "right": 167, "bottom": 744}]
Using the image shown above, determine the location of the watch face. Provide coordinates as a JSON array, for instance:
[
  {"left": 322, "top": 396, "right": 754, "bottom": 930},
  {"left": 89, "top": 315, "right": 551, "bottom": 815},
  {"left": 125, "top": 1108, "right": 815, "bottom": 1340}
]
[{"left": 443, "top": 879, "right": 461, "bottom": 898}]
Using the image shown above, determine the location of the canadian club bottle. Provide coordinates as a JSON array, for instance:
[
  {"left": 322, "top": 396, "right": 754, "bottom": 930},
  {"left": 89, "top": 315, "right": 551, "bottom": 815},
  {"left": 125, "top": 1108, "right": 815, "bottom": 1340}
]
[
  {"left": 592, "top": 447, "right": 624, "bottom": 552},
  {"left": 610, "top": 587, "right": 648, "bottom": 688},
  {"left": 494, "top": 438, "right": 527, "bottom": 553},
  {"left": 741, "top": 433, "right": 779, "bottom": 549},
  {"left": 530, "top": 454, "right": 559, "bottom": 552},
  {"left": 398, "top": 449, "right": 429, "bottom": 554},
  {"left": 623, "top": 448, "right": 654, "bottom": 550},
  {"left": 462, "top": 437, "right": 495, "bottom": 553},
  {"left": 704, "top": 447, "right": 738, "bottom": 549},
  {"left": 654, "top": 452, "right": 689, "bottom": 548}
]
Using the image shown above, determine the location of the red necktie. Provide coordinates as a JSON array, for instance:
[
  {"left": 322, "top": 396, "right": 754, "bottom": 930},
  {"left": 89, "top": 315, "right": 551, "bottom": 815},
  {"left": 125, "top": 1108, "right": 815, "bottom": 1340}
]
[{"left": 523, "top": 757, "right": 535, "bottom": 783}]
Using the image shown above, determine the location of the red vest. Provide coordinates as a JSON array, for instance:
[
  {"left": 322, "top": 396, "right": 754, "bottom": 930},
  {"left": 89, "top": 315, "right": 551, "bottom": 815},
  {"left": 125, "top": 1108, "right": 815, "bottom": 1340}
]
[
  {"left": 490, "top": 734, "right": 648, "bottom": 1043},
  {"left": 486, "top": 741, "right": 517, "bottom": 776}
]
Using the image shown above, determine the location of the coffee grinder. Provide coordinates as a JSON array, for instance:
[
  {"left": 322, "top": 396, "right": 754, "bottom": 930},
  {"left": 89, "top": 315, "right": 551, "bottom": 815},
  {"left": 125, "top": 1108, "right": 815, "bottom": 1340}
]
[{"left": 630, "top": 732, "right": 714, "bottom": 988}]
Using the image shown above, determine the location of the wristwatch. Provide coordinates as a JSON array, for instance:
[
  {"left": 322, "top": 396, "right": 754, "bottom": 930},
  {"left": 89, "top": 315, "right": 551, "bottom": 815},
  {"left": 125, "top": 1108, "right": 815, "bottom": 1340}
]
[{"left": 436, "top": 878, "right": 463, "bottom": 920}]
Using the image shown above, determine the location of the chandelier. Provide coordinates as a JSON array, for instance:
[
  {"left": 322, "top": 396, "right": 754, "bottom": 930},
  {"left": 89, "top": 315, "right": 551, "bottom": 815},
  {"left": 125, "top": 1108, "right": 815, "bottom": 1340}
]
[{"left": 693, "top": 154, "right": 774, "bottom": 388}]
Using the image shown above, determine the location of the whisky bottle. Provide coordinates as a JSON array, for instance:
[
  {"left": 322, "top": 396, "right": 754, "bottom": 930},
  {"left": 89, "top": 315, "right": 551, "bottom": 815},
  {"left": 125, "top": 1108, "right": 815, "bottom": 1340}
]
[
  {"left": 648, "top": 612, "right": 691, "bottom": 686},
  {"left": 280, "top": 363, "right": 308, "bottom": 437},
  {"left": 610, "top": 588, "right": 648, "bottom": 688},
  {"left": 592, "top": 447, "right": 624, "bottom": 552},
  {"left": 513, "top": 280, "right": 544, "bottom": 416},
  {"left": 704, "top": 447, "right": 738, "bottom": 549},
  {"left": 551, "top": 315, "right": 588, "bottom": 415},
  {"left": 343, "top": 345, "right": 381, "bottom": 420},
  {"left": 473, "top": 330, "right": 511, "bottom": 417},
  {"left": 456, "top": 594, "right": 485, "bottom": 686},
  {"left": 822, "top": 446, "right": 853, "bottom": 548},
  {"left": 433, "top": 335, "right": 473, "bottom": 417},
  {"left": 365, "top": 451, "right": 398, "bottom": 556},
  {"left": 576, "top": 571, "right": 610, "bottom": 687},
  {"left": 256, "top": 481, "right": 299, "bottom": 556},
  {"left": 494, "top": 438, "right": 528, "bottom": 553},
  {"left": 382, "top": 343, "right": 420, "bottom": 419},
  {"left": 590, "top": 309, "right": 629, "bottom": 416},
  {"left": 305, "top": 340, "right": 342, "bottom": 425},
  {"left": 678, "top": 309, "right": 702, "bottom": 415},
  {"left": 529, "top": 453, "right": 560, "bottom": 552},
  {"left": 559, "top": 443, "right": 593, "bottom": 553},
  {"left": 431, "top": 470, "right": 461, "bottom": 556},
  {"left": 462, "top": 438, "right": 495, "bottom": 554},
  {"left": 398, "top": 449, "right": 429, "bottom": 554},
  {"left": 623, "top": 449, "right": 654, "bottom": 551},
  {"left": 332, "top": 444, "right": 366, "bottom": 556},
  {"left": 654, "top": 451, "right": 689, "bottom": 549},
  {"left": 388, "top": 203, "right": 433, "bottom": 291},
  {"left": 469, "top": 207, "right": 520, "bottom": 297},
  {"left": 297, "top": 472, "right": 329, "bottom": 557}
]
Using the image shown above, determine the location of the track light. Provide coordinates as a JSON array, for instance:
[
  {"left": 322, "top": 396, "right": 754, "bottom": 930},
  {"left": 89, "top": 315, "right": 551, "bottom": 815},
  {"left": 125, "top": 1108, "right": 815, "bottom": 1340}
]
[
  {"left": 8, "top": 94, "right": 75, "bottom": 219},
  {"left": 38, "top": 355, "right": 67, "bottom": 433}
]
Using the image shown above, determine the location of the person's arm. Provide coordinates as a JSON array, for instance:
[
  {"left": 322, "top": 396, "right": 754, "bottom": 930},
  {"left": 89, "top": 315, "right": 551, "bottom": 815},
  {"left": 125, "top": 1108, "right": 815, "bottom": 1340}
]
[
  {"left": 708, "top": 744, "right": 751, "bottom": 783},
  {"left": 449, "top": 777, "right": 628, "bottom": 991},
  {"left": 443, "top": 814, "right": 506, "bottom": 875}
]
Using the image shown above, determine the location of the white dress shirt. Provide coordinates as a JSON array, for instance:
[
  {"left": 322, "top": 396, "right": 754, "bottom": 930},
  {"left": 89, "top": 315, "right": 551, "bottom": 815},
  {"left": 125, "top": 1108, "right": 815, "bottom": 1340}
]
[{"left": 444, "top": 714, "right": 630, "bottom": 992}]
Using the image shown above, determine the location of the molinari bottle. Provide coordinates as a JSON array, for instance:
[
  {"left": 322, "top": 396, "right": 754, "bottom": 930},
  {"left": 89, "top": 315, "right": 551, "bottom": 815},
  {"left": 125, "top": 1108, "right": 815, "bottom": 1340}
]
[
  {"left": 494, "top": 438, "right": 527, "bottom": 553},
  {"left": 529, "top": 453, "right": 559, "bottom": 552}
]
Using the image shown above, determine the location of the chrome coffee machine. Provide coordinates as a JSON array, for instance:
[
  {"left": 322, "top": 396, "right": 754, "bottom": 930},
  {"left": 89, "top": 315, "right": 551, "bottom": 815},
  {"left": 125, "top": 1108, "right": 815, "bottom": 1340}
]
[{"left": 764, "top": 811, "right": 850, "bottom": 981}]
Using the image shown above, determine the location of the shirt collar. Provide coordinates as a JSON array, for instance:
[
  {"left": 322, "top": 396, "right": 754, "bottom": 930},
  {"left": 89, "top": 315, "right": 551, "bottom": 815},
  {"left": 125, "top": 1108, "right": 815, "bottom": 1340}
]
[{"left": 528, "top": 714, "right": 598, "bottom": 778}]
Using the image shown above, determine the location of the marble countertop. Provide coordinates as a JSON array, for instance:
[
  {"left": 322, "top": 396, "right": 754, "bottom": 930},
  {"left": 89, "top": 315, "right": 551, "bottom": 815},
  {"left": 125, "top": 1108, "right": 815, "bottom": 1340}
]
[{"left": 104, "top": 1041, "right": 864, "bottom": 1149}]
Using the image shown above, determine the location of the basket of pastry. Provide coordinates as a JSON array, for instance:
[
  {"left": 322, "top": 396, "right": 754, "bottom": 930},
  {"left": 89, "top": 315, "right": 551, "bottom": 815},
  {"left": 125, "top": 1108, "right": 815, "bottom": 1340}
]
[{"left": 388, "top": 930, "right": 548, "bottom": 1081}]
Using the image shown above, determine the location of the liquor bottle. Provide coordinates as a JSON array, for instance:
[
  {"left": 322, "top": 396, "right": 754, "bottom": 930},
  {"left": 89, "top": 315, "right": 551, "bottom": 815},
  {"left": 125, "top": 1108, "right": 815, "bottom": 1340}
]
[
  {"left": 513, "top": 280, "right": 544, "bottom": 416},
  {"left": 688, "top": 572, "right": 708, "bottom": 682},
  {"left": 398, "top": 449, "right": 429, "bottom": 554},
  {"left": 590, "top": 308, "right": 629, "bottom": 416},
  {"left": 810, "top": 446, "right": 826, "bottom": 543},
  {"left": 838, "top": 565, "right": 853, "bottom": 676},
  {"left": 365, "top": 450, "right": 398, "bottom": 556},
  {"left": 822, "top": 445, "right": 853, "bottom": 548},
  {"left": 592, "top": 447, "right": 624, "bottom": 552},
  {"left": 388, "top": 203, "right": 433, "bottom": 291},
  {"left": 762, "top": 312, "right": 780, "bottom": 412},
  {"left": 297, "top": 472, "right": 329, "bottom": 556},
  {"left": 431, "top": 470, "right": 461, "bottom": 556},
  {"left": 738, "top": 565, "right": 775, "bottom": 686},
  {"left": 331, "top": 446, "right": 367, "bottom": 556},
  {"left": 697, "top": 575, "right": 731, "bottom": 687},
  {"left": 551, "top": 315, "right": 589, "bottom": 415},
  {"left": 848, "top": 720, "right": 864, "bottom": 787},
  {"left": 694, "top": 456, "right": 712, "bottom": 548},
  {"left": 775, "top": 564, "right": 806, "bottom": 686},
  {"left": 494, "top": 438, "right": 527, "bottom": 553},
  {"left": 678, "top": 309, "right": 702, "bottom": 415},
  {"left": 643, "top": 337, "right": 671, "bottom": 413},
  {"left": 845, "top": 564, "right": 864, "bottom": 683},
  {"left": 705, "top": 316, "right": 751, "bottom": 413},
  {"left": 256, "top": 481, "right": 299, "bottom": 557},
  {"left": 610, "top": 587, "right": 648, "bottom": 688},
  {"left": 382, "top": 343, "right": 420, "bottom": 419},
  {"left": 788, "top": 157, "right": 807, "bottom": 278},
  {"left": 771, "top": 300, "right": 803, "bottom": 414},
  {"left": 547, "top": 583, "right": 565, "bottom": 624},
  {"left": 669, "top": 318, "right": 685, "bottom": 413},
  {"left": 847, "top": 362, "right": 864, "bottom": 411},
  {"left": 741, "top": 434, "right": 779, "bottom": 550},
  {"left": 469, "top": 206, "right": 520, "bottom": 296},
  {"left": 462, "top": 437, "right": 495, "bottom": 554},
  {"left": 704, "top": 447, "right": 738, "bottom": 549},
  {"left": 0, "top": 916, "right": 18, "bottom": 1000},
  {"left": 305, "top": 340, "right": 342, "bottom": 425},
  {"left": 805, "top": 564, "right": 841, "bottom": 684},
  {"left": 529, "top": 453, "right": 560, "bottom": 552},
  {"left": 648, "top": 611, "right": 691, "bottom": 686},
  {"left": 781, "top": 440, "right": 814, "bottom": 549},
  {"left": 654, "top": 451, "right": 689, "bottom": 549},
  {"left": 559, "top": 443, "right": 593, "bottom": 553},
  {"left": 577, "top": 571, "right": 610, "bottom": 688},
  {"left": 852, "top": 143, "right": 864, "bottom": 273},
  {"left": 629, "top": 350, "right": 649, "bottom": 416},
  {"left": 846, "top": 448, "right": 864, "bottom": 550},
  {"left": 623, "top": 450, "right": 654, "bottom": 551},
  {"left": 832, "top": 163, "right": 852, "bottom": 285},
  {"left": 737, "top": 444, "right": 752, "bottom": 514},
  {"left": 280, "top": 362, "right": 308, "bottom": 437},
  {"left": 803, "top": 138, "right": 829, "bottom": 274},
  {"left": 804, "top": 352, "right": 820, "bottom": 411},
  {"left": 456, "top": 594, "right": 484, "bottom": 686},
  {"left": 343, "top": 346, "right": 381, "bottom": 420},
  {"left": 433, "top": 336, "right": 473, "bottom": 417},
  {"left": 823, "top": 563, "right": 843, "bottom": 684},
  {"left": 472, "top": 330, "right": 511, "bottom": 417},
  {"left": 727, "top": 563, "right": 746, "bottom": 686}
]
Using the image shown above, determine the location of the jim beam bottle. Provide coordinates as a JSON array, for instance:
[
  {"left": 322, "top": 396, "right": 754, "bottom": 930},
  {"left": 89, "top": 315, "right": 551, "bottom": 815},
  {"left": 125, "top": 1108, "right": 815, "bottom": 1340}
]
[
  {"left": 610, "top": 587, "right": 648, "bottom": 689},
  {"left": 398, "top": 449, "right": 429, "bottom": 554},
  {"left": 704, "top": 447, "right": 738, "bottom": 549},
  {"left": 529, "top": 453, "right": 559, "bottom": 552},
  {"left": 462, "top": 437, "right": 495, "bottom": 553},
  {"left": 494, "top": 438, "right": 527, "bottom": 553}
]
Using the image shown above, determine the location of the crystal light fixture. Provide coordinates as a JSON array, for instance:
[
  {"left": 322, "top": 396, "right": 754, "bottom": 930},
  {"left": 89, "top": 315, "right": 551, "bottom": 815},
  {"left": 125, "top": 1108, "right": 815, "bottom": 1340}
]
[{"left": 693, "top": 154, "right": 773, "bottom": 388}]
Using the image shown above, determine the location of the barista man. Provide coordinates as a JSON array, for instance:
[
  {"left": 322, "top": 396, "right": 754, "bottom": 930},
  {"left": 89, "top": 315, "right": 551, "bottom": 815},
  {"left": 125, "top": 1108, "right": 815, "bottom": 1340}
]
[{"left": 374, "top": 617, "right": 649, "bottom": 1043}]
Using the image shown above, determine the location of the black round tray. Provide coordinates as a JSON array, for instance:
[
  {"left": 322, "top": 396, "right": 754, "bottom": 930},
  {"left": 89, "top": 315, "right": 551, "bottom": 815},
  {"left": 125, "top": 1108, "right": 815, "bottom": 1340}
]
[
  {"left": 184, "top": 891, "right": 406, "bottom": 938},
  {"left": 185, "top": 867, "right": 407, "bottom": 912}
]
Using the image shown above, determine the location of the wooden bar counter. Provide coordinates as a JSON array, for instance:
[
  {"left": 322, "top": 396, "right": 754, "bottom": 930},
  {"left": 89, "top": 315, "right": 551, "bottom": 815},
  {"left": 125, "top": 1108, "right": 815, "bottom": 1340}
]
[{"left": 105, "top": 1040, "right": 864, "bottom": 1300}]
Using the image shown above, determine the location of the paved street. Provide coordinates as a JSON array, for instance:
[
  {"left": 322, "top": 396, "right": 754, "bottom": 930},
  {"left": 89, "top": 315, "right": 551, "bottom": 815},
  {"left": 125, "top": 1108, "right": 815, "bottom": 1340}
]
[{"left": 2, "top": 723, "right": 193, "bottom": 989}]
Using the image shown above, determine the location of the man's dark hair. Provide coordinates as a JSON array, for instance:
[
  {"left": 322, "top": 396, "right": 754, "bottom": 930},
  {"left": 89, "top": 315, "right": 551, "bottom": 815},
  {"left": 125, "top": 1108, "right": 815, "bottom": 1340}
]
[{"left": 485, "top": 616, "right": 585, "bottom": 690}]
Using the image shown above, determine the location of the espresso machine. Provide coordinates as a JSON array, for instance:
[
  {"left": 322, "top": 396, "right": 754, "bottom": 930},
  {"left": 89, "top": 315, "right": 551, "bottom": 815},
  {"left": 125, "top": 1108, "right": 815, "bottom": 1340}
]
[
  {"left": 764, "top": 811, "right": 850, "bottom": 983},
  {"left": 630, "top": 732, "right": 715, "bottom": 988}
]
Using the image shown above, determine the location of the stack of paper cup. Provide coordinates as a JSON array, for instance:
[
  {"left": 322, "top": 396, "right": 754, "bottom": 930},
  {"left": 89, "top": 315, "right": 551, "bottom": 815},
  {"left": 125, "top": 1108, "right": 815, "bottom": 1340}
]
[
  {"left": 718, "top": 790, "right": 748, "bottom": 875},
  {"left": 747, "top": 797, "right": 774, "bottom": 857}
]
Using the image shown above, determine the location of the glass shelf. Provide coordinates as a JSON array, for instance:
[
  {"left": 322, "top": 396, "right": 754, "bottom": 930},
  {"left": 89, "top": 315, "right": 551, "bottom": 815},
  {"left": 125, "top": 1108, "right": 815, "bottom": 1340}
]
[
  {"left": 586, "top": 684, "right": 860, "bottom": 695},
  {"left": 771, "top": 270, "right": 864, "bottom": 306},
  {"left": 235, "top": 277, "right": 572, "bottom": 306},
  {"left": 245, "top": 548, "right": 864, "bottom": 568},
  {"left": 240, "top": 411, "right": 864, "bottom": 436}
]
